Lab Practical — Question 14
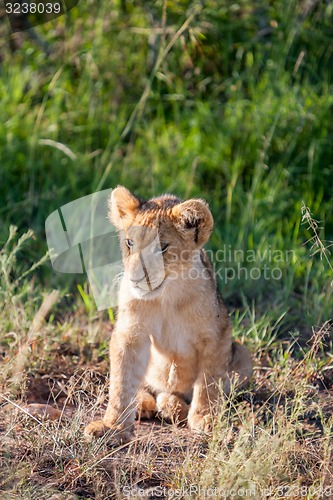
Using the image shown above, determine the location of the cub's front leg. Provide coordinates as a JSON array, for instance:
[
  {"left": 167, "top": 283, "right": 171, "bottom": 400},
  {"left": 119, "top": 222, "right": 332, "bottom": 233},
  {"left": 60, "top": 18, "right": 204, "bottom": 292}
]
[
  {"left": 84, "top": 326, "right": 150, "bottom": 444},
  {"left": 188, "top": 340, "right": 232, "bottom": 434},
  {"left": 187, "top": 373, "right": 222, "bottom": 433}
]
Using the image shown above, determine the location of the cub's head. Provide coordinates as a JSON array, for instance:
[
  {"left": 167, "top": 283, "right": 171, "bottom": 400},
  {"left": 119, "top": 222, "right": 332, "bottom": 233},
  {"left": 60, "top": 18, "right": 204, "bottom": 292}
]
[{"left": 109, "top": 186, "right": 214, "bottom": 300}]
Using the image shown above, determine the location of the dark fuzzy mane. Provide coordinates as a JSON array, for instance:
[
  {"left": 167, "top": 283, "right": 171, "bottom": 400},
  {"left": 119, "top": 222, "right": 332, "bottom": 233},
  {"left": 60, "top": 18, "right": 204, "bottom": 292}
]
[{"left": 140, "top": 194, "right": 181, "bottom": 212}]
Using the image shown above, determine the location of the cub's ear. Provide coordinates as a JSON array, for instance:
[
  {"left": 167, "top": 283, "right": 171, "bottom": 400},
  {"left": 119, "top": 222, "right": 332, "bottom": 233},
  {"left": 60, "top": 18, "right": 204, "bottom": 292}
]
[
  {"left": 108, "top": 186, "right": 140, "bottom": 229},
  {"left": 172, "top": 199, "right": 214, "bottom": 246}
]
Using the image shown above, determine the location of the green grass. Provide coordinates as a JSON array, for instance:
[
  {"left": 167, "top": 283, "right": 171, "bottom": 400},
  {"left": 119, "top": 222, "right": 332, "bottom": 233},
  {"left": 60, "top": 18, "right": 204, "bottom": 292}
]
[{"left": 0, "top": 0, "right": 333, "bottom": 497}]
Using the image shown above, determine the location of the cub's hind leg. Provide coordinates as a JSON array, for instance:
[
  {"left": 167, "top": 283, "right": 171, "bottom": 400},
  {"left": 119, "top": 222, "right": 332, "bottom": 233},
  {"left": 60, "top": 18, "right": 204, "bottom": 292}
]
[
  {"left": 136, "top": 389, "right": 157, "bottom": 420},
  {"left": 225, "top": 342, "right": 253, "bottom": 394},
  {"left": 156, "top": 392, "right": 189, "bottom": 424},
  {"left": 144, "top": 347, "right": 191, "bottom": 424}
]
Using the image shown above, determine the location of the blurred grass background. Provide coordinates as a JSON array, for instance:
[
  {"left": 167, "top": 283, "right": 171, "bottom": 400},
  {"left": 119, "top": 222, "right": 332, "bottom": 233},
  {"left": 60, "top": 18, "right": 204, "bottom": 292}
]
[{"left": 0, "top": 0, "right": 332, "bottom": 337}]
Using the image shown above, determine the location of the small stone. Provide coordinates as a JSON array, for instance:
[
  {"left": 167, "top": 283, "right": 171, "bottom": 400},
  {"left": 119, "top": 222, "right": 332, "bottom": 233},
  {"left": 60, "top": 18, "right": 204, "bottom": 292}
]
[{"left": 24, "top": 403, "right": 61, "bottom": 421}]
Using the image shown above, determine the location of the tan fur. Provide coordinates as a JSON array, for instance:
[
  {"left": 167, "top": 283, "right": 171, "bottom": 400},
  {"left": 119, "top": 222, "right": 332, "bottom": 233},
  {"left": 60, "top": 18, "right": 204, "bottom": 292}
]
[{"left": 84, "top": 186, "right": 253, "bottom": 443}]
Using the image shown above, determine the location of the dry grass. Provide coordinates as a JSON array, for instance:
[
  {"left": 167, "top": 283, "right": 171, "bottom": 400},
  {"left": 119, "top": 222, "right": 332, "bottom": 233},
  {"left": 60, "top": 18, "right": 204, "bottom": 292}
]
[{"left": 1, "top": 310, "right": 332, "bottom": 499}]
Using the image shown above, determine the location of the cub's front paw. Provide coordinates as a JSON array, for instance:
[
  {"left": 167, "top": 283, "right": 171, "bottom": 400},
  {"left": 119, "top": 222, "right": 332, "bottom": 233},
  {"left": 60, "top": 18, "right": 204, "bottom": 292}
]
[
  {"left": 84, "top": 419, "right": 133, "bottom": 444},
  {"left": 188, "top": 413, "right": 213, "bottom": 434}
]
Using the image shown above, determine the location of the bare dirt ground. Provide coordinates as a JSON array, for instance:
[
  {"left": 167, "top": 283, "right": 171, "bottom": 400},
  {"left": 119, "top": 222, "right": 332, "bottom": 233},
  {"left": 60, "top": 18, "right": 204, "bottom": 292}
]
[{"left": 1, "top": 319, "right": 333, "bottom": 498}]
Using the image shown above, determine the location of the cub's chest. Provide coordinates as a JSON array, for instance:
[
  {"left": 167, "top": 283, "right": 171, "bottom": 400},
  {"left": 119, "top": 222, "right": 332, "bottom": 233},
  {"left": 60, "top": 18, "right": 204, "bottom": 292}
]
[{"left": 150, "top": 312, "right": 197, "bottom": 358}]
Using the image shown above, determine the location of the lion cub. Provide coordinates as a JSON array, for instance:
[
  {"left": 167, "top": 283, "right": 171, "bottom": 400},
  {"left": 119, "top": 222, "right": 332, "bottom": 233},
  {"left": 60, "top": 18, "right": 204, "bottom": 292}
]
[{"left": 85, "top": 186, "right": 252, "bottom": 442}]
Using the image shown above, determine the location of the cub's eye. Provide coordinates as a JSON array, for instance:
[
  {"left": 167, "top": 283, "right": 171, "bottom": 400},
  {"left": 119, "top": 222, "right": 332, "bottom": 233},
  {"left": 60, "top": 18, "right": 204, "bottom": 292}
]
[
  {"left": 161, "top": 243, "right": 169, "bottom": 253},
  {"left": 153, "top": 242, "right": 169, "bottom": 254},
  {"left": 125, "top": 239, "right": 134, "bottom": 249}
]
